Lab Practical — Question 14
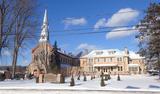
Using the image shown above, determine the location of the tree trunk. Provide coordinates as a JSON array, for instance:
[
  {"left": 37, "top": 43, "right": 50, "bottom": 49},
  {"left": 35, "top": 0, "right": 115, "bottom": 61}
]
[
  {"left": 158, "top": 54, "right": 160, "bottom": 79},
  {"left": 0, "top": 9, "right": 3, "bottom": 56},
  {"left": 11, "top": 46, "right": 19, "bottom": 78}
]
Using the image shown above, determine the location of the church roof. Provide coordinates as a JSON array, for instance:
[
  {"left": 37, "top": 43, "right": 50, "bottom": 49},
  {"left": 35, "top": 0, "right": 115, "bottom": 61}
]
[{"left": 31, "top": 43, "right": 53, "bottom": 53}]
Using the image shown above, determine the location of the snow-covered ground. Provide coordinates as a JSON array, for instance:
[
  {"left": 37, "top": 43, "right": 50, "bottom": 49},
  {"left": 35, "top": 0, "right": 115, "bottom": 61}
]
[{"left": 0, "top": 74, "right": 160, "bottom": 91}]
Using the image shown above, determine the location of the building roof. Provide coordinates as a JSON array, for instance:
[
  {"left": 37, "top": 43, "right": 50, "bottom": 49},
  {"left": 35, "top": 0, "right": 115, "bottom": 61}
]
[
  {"left": 129, "top": 51, "right": 145, "bottom": 59},
  {"left": 81, "top": 49, "right": 144, "bottom": 59},
  {"left": 81, "top": 49, "right": 126, "bottom": 58}
]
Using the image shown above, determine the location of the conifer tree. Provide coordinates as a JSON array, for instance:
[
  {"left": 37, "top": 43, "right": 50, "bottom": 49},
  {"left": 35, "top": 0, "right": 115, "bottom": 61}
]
[
  {"left": 136, "top": 3, "right": 160, "bottom": 79},
  {"left": 70, "top": 75, "right": 75, "bottom": 86},
  {"left": 117, "top": 74, "right": 120, "bottom": 81},
  {"left": 100, "top": 72, "right": 105, "bottom": 86}
]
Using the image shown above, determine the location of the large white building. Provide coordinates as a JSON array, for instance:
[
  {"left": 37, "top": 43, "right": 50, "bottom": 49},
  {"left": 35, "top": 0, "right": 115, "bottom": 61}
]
[{"left": 80, "top": 48, "right": 146, "bottom": 75}]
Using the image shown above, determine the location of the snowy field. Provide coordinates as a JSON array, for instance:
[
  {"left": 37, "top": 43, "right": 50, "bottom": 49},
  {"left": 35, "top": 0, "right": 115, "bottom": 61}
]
[{"left": 0, "top": 74, "right": 160, "bottom": 92}]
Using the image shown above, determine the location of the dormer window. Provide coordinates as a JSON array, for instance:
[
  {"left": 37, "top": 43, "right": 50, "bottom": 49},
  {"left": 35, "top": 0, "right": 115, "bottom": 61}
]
[
  {"left": 108, "top": 51, "right": 116, "bottom": 55},
  {"left": 95, "top": 51, "right": 103, "bottom": 55}
]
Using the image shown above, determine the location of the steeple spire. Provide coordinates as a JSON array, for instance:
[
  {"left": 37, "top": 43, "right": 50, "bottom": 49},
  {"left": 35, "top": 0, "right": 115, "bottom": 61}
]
[
  {"left": 43, "top": 9, "right": 48, "bottom": 25},
  {"left": 39, "top": 9, "right": 49, "bottom": 43}
]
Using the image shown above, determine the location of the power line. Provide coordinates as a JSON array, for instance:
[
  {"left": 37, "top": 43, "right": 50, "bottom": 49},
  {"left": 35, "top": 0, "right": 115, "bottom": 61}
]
[
  {"left": 52, "top": 28, "right": 138, "bottom": 36},
  {"left": 22, "top": 28, "right": 138, "bottom": 38},
  {"left": 3, "top": 22, "right": 152, "bottom": 38},
  {"left": 3, "top": 24, "right": 138, "bottom": 36},
  {"left": 52, "top": 25, "right": 136, "bottom": 32}
]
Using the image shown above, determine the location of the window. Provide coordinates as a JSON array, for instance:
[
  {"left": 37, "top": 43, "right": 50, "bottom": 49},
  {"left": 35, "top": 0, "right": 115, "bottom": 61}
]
[
  {"left": 96, "top": 51, "right": 103, "bottom": 55},
  {"left": 118, "top": 66, "right": 123, "bottom": 71},
  {"left": 111, "top": 67, "right": 113, "bottom": 71},
  {"left": 110, "top": 58, "right": 112, "bottom": 62},
  {"left": 121, "top": 66, "right": 123, "bottom": 71},
  {"left": 88, "top": 59, "right": 93, "bottom": 63},
  {"left": 118, "top": 67, "right": 120, "bottom": 71},
  {"left": 108, "top": 51, "right": 116, "bottom": 55},
  {"left": 103, "top": 68, "right": 105, "bottom": 72},
  {"left": 105, "top": 68, "right": 107, "bottom": 72},
  {"left": 83, "top": 61, "right": 85, "bottom": 65},
  {"left": 98, "top": 67, "right": 100, "bottom": 71},
  {"left": 95, "top": 58, "right": 99, "bottom": 62},
  {"left": 99, "top": 58, "right": 104, "bottom": 62},
  {"left": 119, "top": 57, "right": 122, "bottom": 61},
  {"left": 117, "top": 57, "right": 122, "bottom": 62},
  {"left": 129, "top": 67, "right": 138, "bottom": 71}
]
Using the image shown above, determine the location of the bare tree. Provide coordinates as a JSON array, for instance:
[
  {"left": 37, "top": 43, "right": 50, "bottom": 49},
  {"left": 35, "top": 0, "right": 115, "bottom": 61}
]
[
  {"left": 11, "top": 0, "right": 38, "bottom": 78},
  {"left": 0, "top": 0, "right": 15, "bottom": 56}
]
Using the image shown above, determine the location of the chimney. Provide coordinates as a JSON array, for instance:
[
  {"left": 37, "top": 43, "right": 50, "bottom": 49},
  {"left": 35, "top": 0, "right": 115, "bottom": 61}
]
[{"left": 124, "top": 47, "right": 129, "bottom": 55}]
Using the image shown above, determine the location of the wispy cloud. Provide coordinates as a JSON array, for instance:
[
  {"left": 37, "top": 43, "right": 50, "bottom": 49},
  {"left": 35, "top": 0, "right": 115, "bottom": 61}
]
[
  {"left": 94, "top": 8, "right": 139, "bottom": 29},
  {"left": 106, "top": 8, "right": 139, "bottom": 27},
  {"left": 76, "top": 43, "right": 97, "bottom": 51},
  {"left": 63, "top": 17, "right": 87, "bottom": 28},
  {"left": 94, "top": 8, "right": 139, "bottom": 39},
  {"left": 106, "top": 27, "right": 137, "bottom": 39},
  {"left": 2, "top": 49, "right": 11, "bottom": 56}
]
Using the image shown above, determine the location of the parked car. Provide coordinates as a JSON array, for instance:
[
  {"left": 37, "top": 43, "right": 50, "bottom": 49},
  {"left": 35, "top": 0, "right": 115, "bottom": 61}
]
[
  {"left": 14, "top": 73, "right": 25, "bottom": 80},
  {"left": 0, "top": 71, "right": 5, "bottom": 81},
  {"left": 148, "top": 69, "right": 159, "bottom": 76}
]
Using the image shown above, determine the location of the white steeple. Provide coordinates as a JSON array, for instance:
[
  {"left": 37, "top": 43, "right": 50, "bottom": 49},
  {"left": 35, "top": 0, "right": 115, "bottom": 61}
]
[{"left": 39, "top": 9, "right": 49, "bottom": 43}]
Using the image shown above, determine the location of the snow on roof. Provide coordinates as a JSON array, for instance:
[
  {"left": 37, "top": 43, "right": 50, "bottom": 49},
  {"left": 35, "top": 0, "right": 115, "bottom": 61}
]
[
  {"left": 81, "top": 49, "right": 144, "bottom": 60},
  {"left": 82, "top": 49, "right": 126, "bottom": 58},
  {"left": 129, "top": 51, "right": 145, "bottom": 59}
]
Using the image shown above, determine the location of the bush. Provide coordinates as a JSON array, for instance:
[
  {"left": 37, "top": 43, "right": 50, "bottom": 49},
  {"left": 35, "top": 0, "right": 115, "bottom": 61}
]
[
  {"left": 70, "top": 75, "right": 75, "bottom": 86},
  {"left": 108, "top": 74, "right": 111, "bottom": 80},
  {"left": 93, "top": 75, "right": 95, "bottom": 79},
  {"left": 91, "top": 76, "right": 93, "bottom": 80},
  {"left": 104, "top": 75, "right": 108, "bottom": 81},
  {"left": 77, "top": 75, "right": 80, "bottom": 80},
  {"left": 100, "top": 71, "right": 104, "bottom": 77},
  {"left": 100, "top": 76, "right": 105, "bottom": 87},
  {"left": 14, "top": 73, "right": 25, "bottom": 80},
  {"left": 36, "top": 77, "right": 39, "bottom": 83},
  {"left": 60, "top": 74, "right": 65, "bottom": 83},
  {"left": 83, "top": 74, "right": 87, "bottom": 81},
  {"left": 0, "top": 73, "right": 5, "bottom": 81},
  {"left": 117, "top": 74, "right": 120, "bottom": 81}
]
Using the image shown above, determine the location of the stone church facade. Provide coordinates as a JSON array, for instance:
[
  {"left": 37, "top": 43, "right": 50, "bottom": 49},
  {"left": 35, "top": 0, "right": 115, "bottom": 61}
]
[{"left": 27, "top": 10, "right": 79, "bottom": 77}]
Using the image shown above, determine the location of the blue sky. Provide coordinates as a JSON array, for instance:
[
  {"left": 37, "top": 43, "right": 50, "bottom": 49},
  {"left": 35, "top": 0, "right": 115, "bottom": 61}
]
[{"left": 1, "top": 0, "right": 159, "bottom": 66}]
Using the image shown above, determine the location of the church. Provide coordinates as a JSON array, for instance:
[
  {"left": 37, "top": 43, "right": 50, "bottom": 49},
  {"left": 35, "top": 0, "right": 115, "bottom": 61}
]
[{"left": 27, "top": 10, "right": 80, "bottom": 77}]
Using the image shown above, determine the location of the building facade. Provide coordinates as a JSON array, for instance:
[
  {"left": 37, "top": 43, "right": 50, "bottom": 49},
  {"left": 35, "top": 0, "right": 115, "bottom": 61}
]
[
  {"left": 27, "top": 10, "right": 79, "bottom": 77},
  {"left": 80, "top": 48, "right": 145, "bottom": 75}
]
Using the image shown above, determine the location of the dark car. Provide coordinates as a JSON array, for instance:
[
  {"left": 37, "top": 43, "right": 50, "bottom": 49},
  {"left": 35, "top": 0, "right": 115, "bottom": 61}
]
[
  {"left": 0, "top": 72, "right": 5, "bottom": 81},
  {"left": 148, "top": 69, "right": 159, "bottom": 76},
  {"left": 14, "top": 73, "right": 25, "bottom": 80}
]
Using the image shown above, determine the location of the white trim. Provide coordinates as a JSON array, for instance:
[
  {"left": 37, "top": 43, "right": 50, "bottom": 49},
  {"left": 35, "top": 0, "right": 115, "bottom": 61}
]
[
  {"left": 93, "top": 64, "right": 117, "bottom": 67},
  {"left": 128, "top": 64, "right": 139, "bottom": 67}
]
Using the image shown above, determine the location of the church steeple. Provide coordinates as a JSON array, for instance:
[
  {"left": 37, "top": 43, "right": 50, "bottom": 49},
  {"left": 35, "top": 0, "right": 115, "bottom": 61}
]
[{"left": 39, "top": 9, "right": 49, "bottom": 43}]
